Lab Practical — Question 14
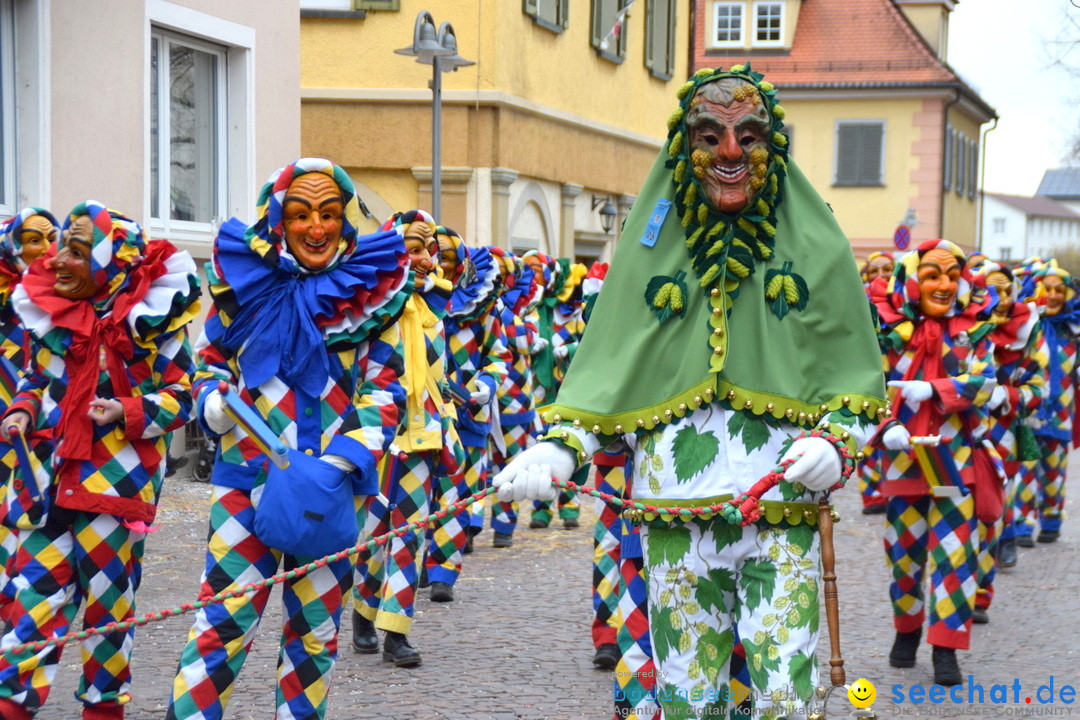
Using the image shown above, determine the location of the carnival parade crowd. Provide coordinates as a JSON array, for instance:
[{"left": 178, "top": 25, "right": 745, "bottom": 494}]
[{"left": 0, "top": 67, "right": 1072, "bottom": 720}]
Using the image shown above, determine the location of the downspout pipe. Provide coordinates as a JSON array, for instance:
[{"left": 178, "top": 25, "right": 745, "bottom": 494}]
[{"left": 976, "top": 116, "right": 999, "bottom": 255}]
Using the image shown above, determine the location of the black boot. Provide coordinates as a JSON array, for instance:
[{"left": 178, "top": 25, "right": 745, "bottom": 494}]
[
  {"left": 861, "top": 503, "right": 887, "bottom": 515},
  {"left": 592, "top": 643, "right": 620, "bottom": 670},
  {"left": 932, "top": 646, "right": 962, "bottom": 686},
  {"left": 418, "top": 565, "right": 429, "bottom": 589},
  {"left": 889, "top": 628, "right": 921, "bottom": 668},
  {"left": 493, "top": 531, "right": 513, "bottom": 548},
  {"left": 972, "top": 606, "right": 989, "bottom": 624},
  {"left": 430, "top": 581, "right": 454, "bottom": 602},
  {"left": 382, "top": 631, "right": 421, "bottom": 667},
  {"left": 1016, "top": 533, "right": 1035, "bottom": 548},
  {"left": 997, "top": 537, "right": 1018, "bottom": 568},
  {"left": 1037, "top": 529, "right": 1060, "bottom": 543},
  {"left": 351, "top": 610, "right": 378, "bottom": 654},
  {"left": 563, "top": 516, "right": 580, "bottom": 529}
]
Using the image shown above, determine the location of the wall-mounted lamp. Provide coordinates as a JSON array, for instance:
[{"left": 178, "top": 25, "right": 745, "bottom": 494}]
[
  {"left": 902, "top": 207, "right": 918, "bottom": 228},
  {"left": 592, "top": 194, "right": 617, "bottom": 234}
]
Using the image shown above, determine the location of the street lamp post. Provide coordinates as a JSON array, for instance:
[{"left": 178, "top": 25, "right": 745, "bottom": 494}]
[{"left": 396, "top": 11, "right": 475, "bottom": 223}]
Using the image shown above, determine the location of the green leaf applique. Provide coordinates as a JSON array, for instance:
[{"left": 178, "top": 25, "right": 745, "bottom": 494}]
[
  {"left": 739, "top": 559, "right": 778, "bottom": 612},
  {"left": 788, "top": 651, "right": 816, "bottom": 703},
  {"left": 763, "top": 261, "right": 810, "bottom": 320},
  {"left": 647, "top": 525, "right": 693, "bottom": 567},
  {"left": 672, "top": 424, "right": 720, "bottom": 482},
  {"left": 727, "top": 410, "right": 778, "bottom": 454}
]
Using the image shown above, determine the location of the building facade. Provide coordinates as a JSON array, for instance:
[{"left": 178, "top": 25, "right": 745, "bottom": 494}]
[
  {"left": 982, "top": 193, "right": 1080, "bottom": 263},
  {"left": 692, "top": 0, "right": 996, "bottom": 256},
  {"left": 299, "top": 0, "right": 689, "bottom": 262},
  {"left": 0, "top": 0, "right": 300, "bottom": 260}
]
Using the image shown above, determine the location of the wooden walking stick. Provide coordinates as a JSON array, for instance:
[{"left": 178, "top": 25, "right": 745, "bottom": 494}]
[{"left": 818, "top": 496, "right": 845, "bottom": 687}]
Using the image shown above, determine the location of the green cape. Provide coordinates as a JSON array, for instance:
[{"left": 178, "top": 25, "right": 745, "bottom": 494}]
[{"left": 542, "top": 152, "right": 886, "bottom": 434}]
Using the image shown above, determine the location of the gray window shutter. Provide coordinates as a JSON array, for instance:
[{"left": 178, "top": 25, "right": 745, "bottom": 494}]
[
  {"left": 943, "top": 125, "right": 952, "bottom": 191},
  {"left": 666, "top": 0, "right": 677, "bottom": 76},
  {"left": 591, "top": 0, "right": 605, "bottom": 47},
  {"left": 968, "top": 139, "right": 978, "bottom": 200},
  {"left": 836, "top": 125, "right": 861, "bottom": 186},
  {"left": 524, "top": 0, "right": 539, "bottom": 14},
  {"left": 357, "top": 0, "right": 399, "bottom": 9},
  {"left": 956, "top": 138, "right": 965, "bottom": 197},
  {"left": 836, "top": 123, "right": 883, "bottom": 186},
  {"left": 859, "top": 124, "right": 883, "bottom": 185},
  {"left": 560, "top": 0, "right": 570, "bottom": 29}
]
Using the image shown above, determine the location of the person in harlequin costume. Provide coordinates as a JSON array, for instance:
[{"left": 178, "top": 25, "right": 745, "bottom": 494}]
[
  {"left": 523, "top": 252, "right": 582, "bottom": 530},
  {"left": 423, "top": 227, "right": 510, "bottom": 602},
  {"left": 496, "top": 66, "right": 886, "bottom": 719},
  {"left": 968, "top": 262, "right": 1046, "bottom": 619},
  {"left": 485, "top": 247, "right": 542, "bottom": 549},
  {"left": 1012, "top": 260, "right": 1080, "bottom": 545},
  {"left": 858, "top": 251, "right": 895, "bottom": 516},
  {"left": 0, "top": 208, "right": 58, "bottom": 622},
  {"left": 861, "top": 250, "right": 895, "bottom": 290},
  {"left": 0, "top": 201, "right": 200, "bottom": 720},
  {"left": 350, "top": 209, "right": 464, "bottom": 666},
  {"left": 165, "top": 159, "right": 410, "bottom": 720},
  {"left": 870, "top": 239, "right": 999, "bottom": 686}
]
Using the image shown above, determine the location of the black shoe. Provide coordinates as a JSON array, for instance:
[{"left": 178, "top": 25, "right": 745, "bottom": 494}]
[
  {"left": 529, "top": 518, "right": 549, "bottom": 529},
  {"left": 164, "top": 453, "right": 189, "bottom": 479},
  {"left": 861, "top": 503, "right": 887, "bottom": 515},
  {"left": 889, "top": 628, "right": 921, "bottom": 668},
  {"left": 997, "top": 538, "right": 1018, "bottom": 568},
  {"left": 493, "top": 531, "right": 513, "bottom": 548},
  {"left": 1016, "top": 534, "right": 1035, "bottom": 548},
  {"left": 592, "top": 643, "right": 619, "bottom": 670},
  {"left": 351, "top": 610, "right": 378, "bottom": 654},
  {"left": 462, "top": 535, "right": 474, "bottom": 555},
  {"left": 382, "top": 631, "right": 421, "bottom": 667},
  {"left": 1037, "top": 529, "right": 1060, "bottom": 543},
  {"left": 972, "top": 607, "right": 989, "bottom": 624},
  {"left": 563, "top": 516, "right": 579, "bottom": 529},
  {"left": 932, "top": 646, "right": 962, "bottom": 686},
  {"left": 430, "top": 581, "right": 454, "bottom": 603}
]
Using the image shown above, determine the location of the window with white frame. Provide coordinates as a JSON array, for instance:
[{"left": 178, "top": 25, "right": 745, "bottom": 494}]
[
  {"left": 0, "top": 0, "right": 15, "bottom": 216},
  {"left": 753, "top": 1, "right": 783, "bottom": 46},
  {"left": 834, "top": 121, "right": 884, "bottom": 187},
  {"left": 992, "top": 218, "right": 1005, "bottom": 234},
  {"left": 714, "top": 2, "right": 743, "bottom": 46},
  {"left": 150, "top": 29, "right": 227, "bottom": 231}
]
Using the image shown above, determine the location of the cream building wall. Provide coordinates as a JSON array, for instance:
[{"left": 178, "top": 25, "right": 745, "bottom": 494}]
[
  {"left": 7, "top": 0, "right": 299, "bottom": 252},
  {"left": 301, "top": 0, "right": 689, "bottom": 258}
]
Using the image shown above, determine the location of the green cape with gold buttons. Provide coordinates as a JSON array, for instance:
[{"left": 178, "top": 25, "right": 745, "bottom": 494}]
[{"left": 542, "top": 69, "right": 886, "bottom": 435}]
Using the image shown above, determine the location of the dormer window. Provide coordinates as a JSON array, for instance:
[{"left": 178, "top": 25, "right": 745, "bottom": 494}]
[
  {"left": 714, "top": 2, "right": 743, "bottom": 46},
  {"left": 753, "top": 1, "right": 784, "bottom": 46}
]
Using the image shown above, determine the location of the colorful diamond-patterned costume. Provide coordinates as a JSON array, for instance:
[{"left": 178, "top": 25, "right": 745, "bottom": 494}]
[
  {"left": 871, "top": 239, "right": 997, "bottom": 652},
  {"left": 166, "top": 159, "right": 410, "bottom": 720},
  {"left": 0, "top": 202, "right": 199, "bottom": 719},
  {"left": 353, "top": 210, "right": 464, "bottom": 635}
]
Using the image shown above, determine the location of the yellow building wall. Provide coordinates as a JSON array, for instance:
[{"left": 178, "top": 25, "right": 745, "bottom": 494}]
[
  {"left": 781, "top": 97, "right": 922, "bottom": 246},
  {"left": 301, "top": 0, "right": 688, "bottom": 141}
]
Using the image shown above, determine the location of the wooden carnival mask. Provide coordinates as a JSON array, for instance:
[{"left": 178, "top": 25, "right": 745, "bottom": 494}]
[{"left": 282, "top": 172, "right": 345, "bottom": 271}]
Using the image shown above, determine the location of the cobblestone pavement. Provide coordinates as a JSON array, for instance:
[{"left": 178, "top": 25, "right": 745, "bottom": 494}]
[{"left": 28, "top": 451, "right": 1080, "bottom": 720}]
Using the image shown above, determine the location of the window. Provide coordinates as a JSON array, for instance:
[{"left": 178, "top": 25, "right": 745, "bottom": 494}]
[
  {"left": 0, "top": 0, "right": 14, "bottom": 215},
  {"left": 993, "top": 218, "right": 1006, "bottom": 234},
  {"left": 524, "top": 0, "right": 569, "bottom": 31},
  {"left": 645, "top": 0, "right": 677, "bottom": 79},
  {"left": 714, "top": 2, "right": 743, "bottom": 46},
  {"left": 834, "top": 121, "right": 884, "bottom": 187},
  {"left": 753, "top": 1, "right": 783, "bottom": 46},
  {"left": 592, "top": 0, "right": 630, "bottom": 61},
  {"left": 999, "top": 246, "right": 1011, "bottom": 261},
  {"left": 300, "top": 0, "right": 353, "bottom": 9},
  {"left": 150, "top": 29, "right": 227, "bottom": 232},
  {"left": 942, "top": 124, "right": 952, "bottom": 191}
]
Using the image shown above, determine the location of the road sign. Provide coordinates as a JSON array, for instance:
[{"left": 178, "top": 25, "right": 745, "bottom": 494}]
[{"left": 893, "top": 224, "right": 911, "bottom": 251}]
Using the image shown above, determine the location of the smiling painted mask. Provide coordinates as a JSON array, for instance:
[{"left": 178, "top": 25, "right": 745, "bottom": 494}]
[
  {"left": 916, "top": 248, "right": 961, "bottom": 319},
  {"left": 282, "top": 172, "right": 345, "bottom": 272}
]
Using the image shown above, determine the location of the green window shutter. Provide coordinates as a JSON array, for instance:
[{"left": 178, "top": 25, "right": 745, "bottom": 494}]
[{"left": 357, "top": 0, "right": 399, "bottom": 9}]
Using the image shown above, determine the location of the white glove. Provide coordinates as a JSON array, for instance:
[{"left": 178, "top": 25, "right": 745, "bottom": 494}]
[
  {"left": 202, "top": 390, "right": 235, "bottom": 435},
  {"left": 530, "top": 337, "right": 549, "bottom": 353},
  {"left": 470, "top": 384, "right": 492, "bottom": 406},
  {"left": 780, "top": 437, "right": 842, "bottom": 491},
  {"left": 882, "top": 424, "right": 913, "bottom": 451},
  {"left": 987, "top": 385, "right": 1009, "bottom": 413},
  {"left": 321, "top": 454, "right": 356, "bottom": 473},
  {"left": 553, "top": 345, "right": 569, "bottom": 360},
  {"left": 492, "top": 441, "right": 575, "bottom": 503},
  {"left": 888, "top": 380, "right": 934, "bottom": 404}
]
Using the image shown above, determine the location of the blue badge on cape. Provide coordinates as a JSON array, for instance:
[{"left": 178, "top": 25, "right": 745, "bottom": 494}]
[{"left": 640, "top": 199, "right": 671, "bottom": 248}]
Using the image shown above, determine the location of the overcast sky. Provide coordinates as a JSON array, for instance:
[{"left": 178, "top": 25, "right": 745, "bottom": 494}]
[{"left": 947, "top": 0, "right": 1079, "bottom": 196}]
